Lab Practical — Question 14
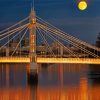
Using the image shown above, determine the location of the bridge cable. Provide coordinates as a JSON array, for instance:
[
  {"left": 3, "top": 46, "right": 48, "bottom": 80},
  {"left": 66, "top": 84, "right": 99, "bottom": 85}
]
[
  {"left": 0, "top": 23, "right": 29, "bottom": 41},
  {"left": 38, "top": 25, "right": 79, "bottom": 58},
  {"left": 38, "top": 23, "right": 83, "bottom": 58},
  {"left": 36, "top": 16, "right": 100, "bottom": 52},
  {"left": 0, "top": 25, "right": 28, "bottom": 51},
  {"left": 46, "top": 27, "right": 99, "bottom": 58},
  {"left": 38, "top": 23, "right": 99, "bottom": 58},
  {"left": 11, "top": 28, "right": 28, "bottom": 56},
  {"left": 40, "top": 24, "right": 99, "bottom": 58},
  {"left": 0, "top": 16, "right": 29, "bottom": 36},
  {"left": 41, "top": 28, "right": 79, "bottom": 58},
  {"left": 36, "top": 27, "right": 55, "bottom": 57}
]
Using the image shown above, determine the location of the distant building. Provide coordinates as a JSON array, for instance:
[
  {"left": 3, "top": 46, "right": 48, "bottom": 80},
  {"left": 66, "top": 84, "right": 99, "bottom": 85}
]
[
  {"left": 36, "top": 43, "right": 47, "bottom": 55},
  {"left": 10, "top": 42, "right": 18, "bottom": 48},
  {"left": 21, "top": 37, "right": 29, "bottom": 47}
]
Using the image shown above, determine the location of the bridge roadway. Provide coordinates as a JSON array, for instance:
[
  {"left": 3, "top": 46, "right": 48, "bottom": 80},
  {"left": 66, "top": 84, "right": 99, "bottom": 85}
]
[{"left": 0, "top": 57, "right": 100, "bottom": 64}]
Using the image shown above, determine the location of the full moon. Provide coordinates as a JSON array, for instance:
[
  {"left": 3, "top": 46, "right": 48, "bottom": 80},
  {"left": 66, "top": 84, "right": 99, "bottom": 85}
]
[{"left": 78, "top": 1, "right": 87, "bottom": 10}]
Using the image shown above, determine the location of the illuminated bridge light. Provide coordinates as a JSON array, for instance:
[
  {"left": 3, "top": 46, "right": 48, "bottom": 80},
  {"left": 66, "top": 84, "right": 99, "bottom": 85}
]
[
  {"left": 0, "top": 57, "right": 30, "bottom": 63},
  {"left": 0, "top": 57, "right": 100, "bottom": 64}
]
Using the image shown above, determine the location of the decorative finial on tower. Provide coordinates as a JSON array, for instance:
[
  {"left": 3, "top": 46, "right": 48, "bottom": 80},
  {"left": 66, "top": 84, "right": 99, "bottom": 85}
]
[
  {"left": 31, "top": 0, "right": 35, "bottom": 11},
  {"left": 30, "top": 0, "right": 36, "bottom": 23}
]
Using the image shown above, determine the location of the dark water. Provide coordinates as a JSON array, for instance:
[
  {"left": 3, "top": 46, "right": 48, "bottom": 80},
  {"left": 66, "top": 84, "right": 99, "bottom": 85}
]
[{"left": 0, "top": 63, "right": 100, "bottom": 100}]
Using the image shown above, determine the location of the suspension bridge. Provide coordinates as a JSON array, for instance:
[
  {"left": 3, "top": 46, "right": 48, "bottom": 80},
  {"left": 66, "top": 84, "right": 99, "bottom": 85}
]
[{"left": 0, "top": 9, "right": 100, "bottom": 64}]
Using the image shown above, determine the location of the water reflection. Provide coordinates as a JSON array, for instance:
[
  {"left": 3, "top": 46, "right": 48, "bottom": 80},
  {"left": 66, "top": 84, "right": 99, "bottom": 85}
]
[
  {"left": 0, "top": 64, "right": 100, "bottom": 100},
  {"left": 38, "top": 64, "right": 89, "bottom": 100},
  {"left": 0, "top": 64, "right": 33, "bottom": 100}
]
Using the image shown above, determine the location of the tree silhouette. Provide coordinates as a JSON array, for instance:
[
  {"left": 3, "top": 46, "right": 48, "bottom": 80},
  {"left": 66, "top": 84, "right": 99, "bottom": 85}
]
[{"left": 96, "top": 32, "right": 100, "bottom": 48}]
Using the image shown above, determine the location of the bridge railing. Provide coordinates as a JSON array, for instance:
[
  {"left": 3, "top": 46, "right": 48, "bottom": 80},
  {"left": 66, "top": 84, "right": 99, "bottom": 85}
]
[{"left": 0, "top": 57, "right": 30, "bottom": 63}]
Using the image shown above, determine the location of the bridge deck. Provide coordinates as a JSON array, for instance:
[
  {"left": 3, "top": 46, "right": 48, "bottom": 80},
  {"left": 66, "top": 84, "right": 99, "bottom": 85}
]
[
  {"left": 37, "top": 57, "right": 100, "bottom": 64},
  {"left": 0, "top": 57, "right": 100, "bottom": 64},
  {"left": 0, "top": 57, "right": 30, "bottom": 63}
]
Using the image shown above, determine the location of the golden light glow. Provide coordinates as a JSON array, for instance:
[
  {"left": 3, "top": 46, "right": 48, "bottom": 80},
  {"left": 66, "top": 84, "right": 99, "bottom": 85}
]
[
  {"left": 78, "top": 1, "right": 87, "bottom": 10},
  {"left": 37, "top": 57, "right": 100, "bottom": 64},
  {"left": 0, "top": 57, "right": 100, "bottom": 64},
  {"left": 0, "top": 57, "right": 30, "bottom": 63}
]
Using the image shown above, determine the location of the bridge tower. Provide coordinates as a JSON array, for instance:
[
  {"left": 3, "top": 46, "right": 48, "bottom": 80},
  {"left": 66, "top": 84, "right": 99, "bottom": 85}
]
[{"left": 29, "top": 9, "right": 36, "bottom": 62}]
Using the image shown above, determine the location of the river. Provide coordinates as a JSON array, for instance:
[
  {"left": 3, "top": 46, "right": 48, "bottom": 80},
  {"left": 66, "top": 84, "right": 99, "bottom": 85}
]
[{"left": 0, "top": 63, "right": 100, "bottom": 100}]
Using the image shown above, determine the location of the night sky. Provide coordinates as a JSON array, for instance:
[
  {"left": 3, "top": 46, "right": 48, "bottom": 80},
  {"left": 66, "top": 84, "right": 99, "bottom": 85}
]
[{"left": 0, "top": 0, "right": 100, "bottom": 44}]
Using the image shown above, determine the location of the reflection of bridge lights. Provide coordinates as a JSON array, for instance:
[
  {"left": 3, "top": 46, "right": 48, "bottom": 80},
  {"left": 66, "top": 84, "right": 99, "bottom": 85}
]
[{"left": 78, "top": 1, "right": 87, "bottom": 10}]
